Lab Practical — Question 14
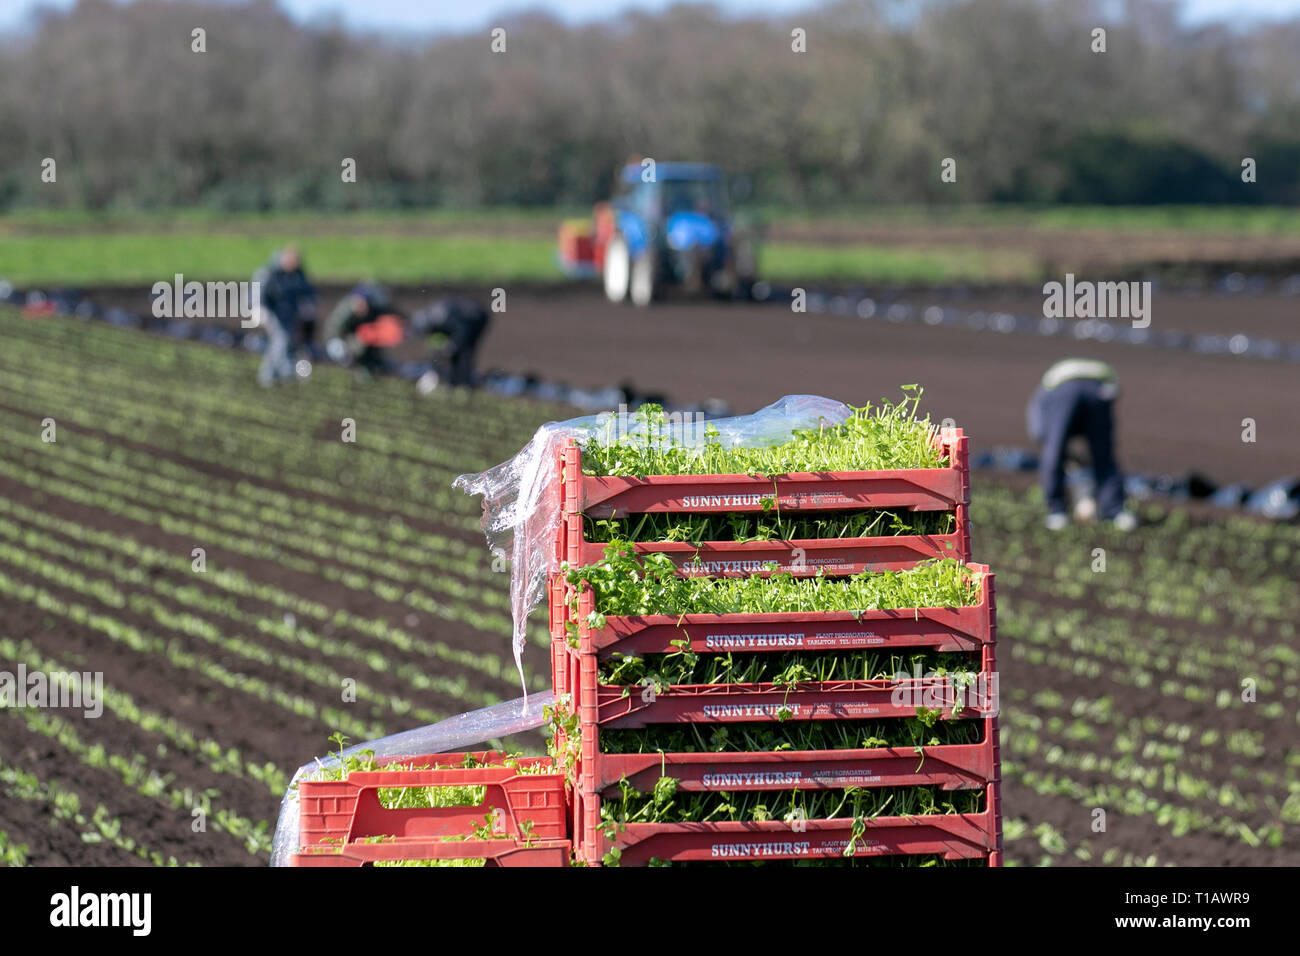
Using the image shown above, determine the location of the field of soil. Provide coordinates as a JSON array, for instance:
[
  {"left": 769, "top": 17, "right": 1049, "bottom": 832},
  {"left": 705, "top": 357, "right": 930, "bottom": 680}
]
[
  {"left": 83, "top": 283, "right": 1300, "bottom": 485},
  {"left": 475, "top": 291, "right": 1299, "bottom": 484}
]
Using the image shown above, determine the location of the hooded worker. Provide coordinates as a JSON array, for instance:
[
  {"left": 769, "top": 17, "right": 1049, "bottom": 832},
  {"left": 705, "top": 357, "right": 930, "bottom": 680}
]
[
  {"left": 324, "top": 283, "right": 405, "bottom": 381},
  {"left": 1027, "top": 358, "right": 1137, "bottom": 531},
  {"left": 409, "top": 296, "right": 490, "bottom": 389}
]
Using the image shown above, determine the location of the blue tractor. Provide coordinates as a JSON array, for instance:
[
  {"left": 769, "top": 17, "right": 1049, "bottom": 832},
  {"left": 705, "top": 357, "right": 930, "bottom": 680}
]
[{"left": 557, "top": 162, "right": 758, "bottom": 307}]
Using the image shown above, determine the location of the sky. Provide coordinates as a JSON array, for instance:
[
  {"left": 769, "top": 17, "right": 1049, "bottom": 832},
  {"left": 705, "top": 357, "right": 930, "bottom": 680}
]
[{"left": 4, "top": 0, "right": 1300, "bottom": 34}]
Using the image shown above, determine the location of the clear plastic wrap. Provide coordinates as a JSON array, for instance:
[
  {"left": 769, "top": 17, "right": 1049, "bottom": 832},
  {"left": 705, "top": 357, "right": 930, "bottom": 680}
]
[
  {"left": 269, "top": 690, "right": 553, "bottom": 867},
  {"left": 454, "top": 395, "right": 851, "bottom": 693}
]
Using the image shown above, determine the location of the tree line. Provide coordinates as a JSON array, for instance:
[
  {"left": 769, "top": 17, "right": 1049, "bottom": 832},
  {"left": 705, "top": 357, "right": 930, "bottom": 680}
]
[{"left": 2, "top": 0, "right": 1299, "bottom": 211}]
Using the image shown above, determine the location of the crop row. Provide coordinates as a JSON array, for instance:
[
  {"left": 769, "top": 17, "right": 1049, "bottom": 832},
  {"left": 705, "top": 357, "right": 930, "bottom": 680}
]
[
  {"left": 0, "top": 569, "right": 386, "bottom": 741},
  {"left": 1000, "top": 817, "right": 1166, "bottom": 868},
  {"left": 0, "top": 338, "right": 512, "bottom": 510},
  {"left": 1004, "top": 596, "right": 1298, "bottom": 696},
  {"left": 4, "top": 706, "right": 272, "bottom": 856},
  {"left": 0, "top": 538, "right": 470, "bottom": 730},
  {"left": 1003, "top": 711, "right": 1277, "bottom": 822},
  {"left": 1, "top": 635, "right": 288, "bottom": 796},
  {"left": 0, "top": 515, "right": 525, "bottom": 711},
  {"left": 0, "top": 402, "right": 507, "bottom": 587},
  {"left": 1001, "top": 759, "right": 1285, "bottom": 849},
  {"left": 1, "top": 316, "right": 546, "bottom": 459},
  {"left": 1001, "top": 606, "right": 1296, "bottom": 722},
  {"left": 0, "top": 451, "right": 547, "bottom": 648},
  {"left": 0, "top": 752, "right": 190, "bottom": 866},
  {"left": 0, "top": 494, "right": 521, "bottom": 687}
]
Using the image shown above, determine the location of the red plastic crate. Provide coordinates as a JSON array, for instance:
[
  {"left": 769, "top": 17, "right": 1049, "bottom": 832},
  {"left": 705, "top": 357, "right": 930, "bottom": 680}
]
[
  {"left": 577, "top": 563, "right": 994, "bottom": 658},
  {"left": 591, "top": 737, "right": 996, "bottom": 795},
  {"left": 561, "top": 517, "right": 969, "bottom": 576},
  {"left": 291, "top": 838, "right": 570, "bottom": 867},
  {"left": 561, "top": 427, "right": 969, "bottom": 520},
  {"left": 602, "top": 800, "right": 999, "bottom": 867},
  {"left": 588, "top": 674, "right": 997, "bottom": 726},
  {"left": 296, "top": 751, "right": 567, "bottom": 849}
]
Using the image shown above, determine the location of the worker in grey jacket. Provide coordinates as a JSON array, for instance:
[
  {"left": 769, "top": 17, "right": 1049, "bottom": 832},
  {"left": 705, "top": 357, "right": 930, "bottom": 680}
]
[{"left": 1027, "top": 358, "right": 1137, "bottom": 531}]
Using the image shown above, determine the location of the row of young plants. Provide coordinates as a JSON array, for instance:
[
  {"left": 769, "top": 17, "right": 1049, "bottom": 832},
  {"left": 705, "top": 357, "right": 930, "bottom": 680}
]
[
  {"left": 975, "top": 485, "right": 1300, "bottom": 628},
  {"left": 1003, "top": 709, "right": 1276, "bottom": 823},
  {"left": 0, "top": 366, "right": 487, "bottom": 540},
  {"left": 0, "top": 754, "right": 190, "bottom": 867},
  {"left": 1005, "top": 686, "right": 1272, "bottom": 765},
  {"left": 2, "top": 635, "right": 289, "bottom": 796},
  {"left": 0, "top": 494, "right": 520, "bottom": 688},
  {"left": 0, "top": 450, "right": 547, "bottom": 647},
  {"left": 0, "top": 341, "right": 505, "bottom": 523},
  {"left": 7, "top": 409, "right": 509, "bottom": 590},
  {"left": 1008, "top": 602, "right": 1297, "bottom": 701},
  {"left": 0, "top": 513, "right": 527, "bottom": 713},
  {"left": 0, "top": 356, "right": 501, "bottom": 564},
  {"left": 969, "top": 483, "right": 1299, "bottom": 863},
  {"left": 1001, "top": 603, "right": 1294, "bottom": 721},
  {"left": 0, "top": 569, "right": 386, "bottom": 743},
  {"left": 0, "top": 316, "right": 537, "bottom": 475},
  {"left": 1003, "top": 759, "right": 1286, "bottom": 850},
  {"left": 0, "top": 536, "right": 451, "bottom": 729},
  {"left": 0, "top": 419, "right": 514, "bottom": 620},
  {"left": 1000, "top": 817, "right": 1166, "bottom": 868},
  {"left": 4, "top": 706, "right": 273, "bottom": 855}
]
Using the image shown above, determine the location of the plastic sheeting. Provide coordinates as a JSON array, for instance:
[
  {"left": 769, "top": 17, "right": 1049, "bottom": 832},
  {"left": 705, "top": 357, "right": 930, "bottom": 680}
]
[
  {"left": 453, "top": 395, "right": 852, "bottom": 694},
  {"left": 269, "top": 691, "right": 553, "bottom": 867}
]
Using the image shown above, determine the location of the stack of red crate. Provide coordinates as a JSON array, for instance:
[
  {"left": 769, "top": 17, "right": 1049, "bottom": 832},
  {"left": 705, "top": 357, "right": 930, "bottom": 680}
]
[{"left": 550, "top": 427, "right": 1004, "bottom": 866}]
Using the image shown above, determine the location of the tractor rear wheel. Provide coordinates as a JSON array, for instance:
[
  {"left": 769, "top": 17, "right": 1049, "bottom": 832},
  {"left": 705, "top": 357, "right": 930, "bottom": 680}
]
[{"left": 604, "top": 235, "right": 630, "bottom": 304}]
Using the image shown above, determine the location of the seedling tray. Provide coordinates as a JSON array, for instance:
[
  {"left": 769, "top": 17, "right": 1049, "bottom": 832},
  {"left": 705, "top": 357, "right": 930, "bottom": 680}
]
[
  {"left": 560, "top": 428, "right": 968, "bottom": 520},
  {"left": 297, "top": 751, "right": 567, "bottom": 848},
  {"left": 589, "top": 738, "right": 997, "bottom": 795},
  {"left": 561, "top": 513, "right": 970, "bottom": 576},
  {"left": 291, "top": 838, "right": 571, "bottom": 867},
  {"left": 573, "top": 564, "right": 994, "bottom": 658},
  {"left": 588, "top": 677, "right": 996, "bottom": 726},
  {"left": 600, "top": 804, "right": 1000, "bottom": 867}
]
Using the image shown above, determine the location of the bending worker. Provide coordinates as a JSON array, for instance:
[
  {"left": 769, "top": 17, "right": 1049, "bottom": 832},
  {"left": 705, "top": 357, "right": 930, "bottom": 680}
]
[
  {"left": 1026, "top": 358, "right": 1137, "bottom": 532},
  {"left": 409, "top": 296, "right": 490, "bottom": 388},
  {"left": 324, "top": 283, "right": 405, "bottom": 381}
]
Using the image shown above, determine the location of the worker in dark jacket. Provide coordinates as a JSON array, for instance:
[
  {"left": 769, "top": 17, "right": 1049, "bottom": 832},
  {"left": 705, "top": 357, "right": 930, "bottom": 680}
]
[
  {"left": 254, "top": 245, "right": 317, "bottom": 386},
  {"left": 1027, "top": 358, "right": 1136, "bottom": 531},
  {"left": 324, "top": 283, "right": 404, "bottom": 381},
  {"left": 410, "top": 296, "right": 490, "bottom": 388}
]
